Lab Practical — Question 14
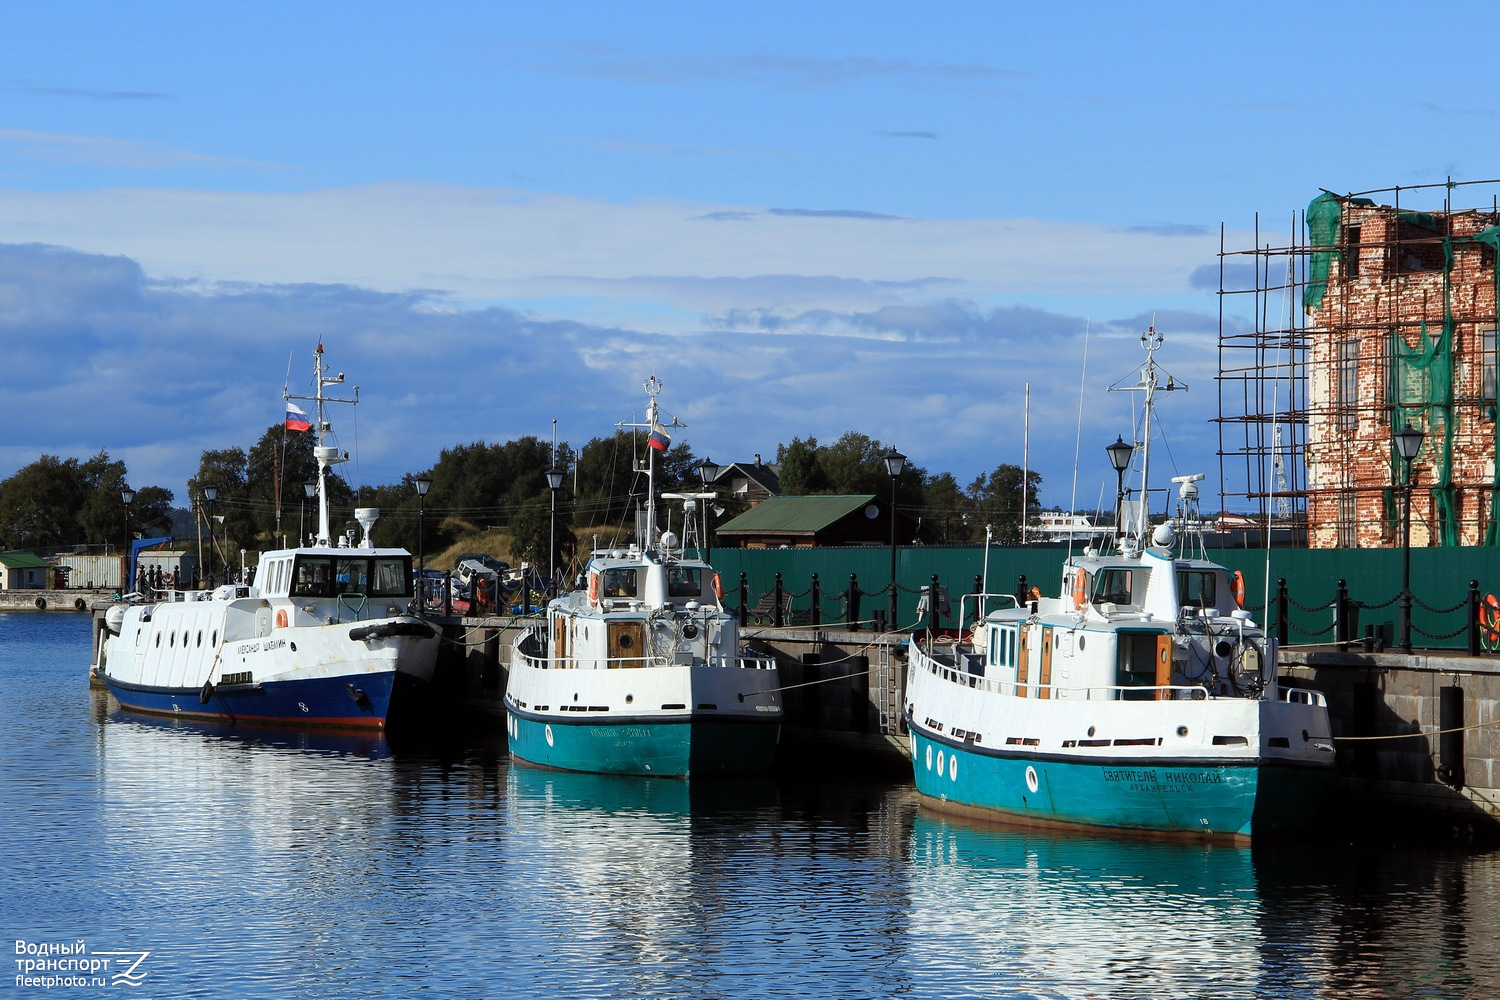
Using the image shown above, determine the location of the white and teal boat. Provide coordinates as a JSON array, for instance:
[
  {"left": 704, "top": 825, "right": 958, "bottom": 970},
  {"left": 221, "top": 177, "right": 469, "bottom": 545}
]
[
  {"left": 505, "top": 377, "right": 782, "bottom": 777},
  {"left": 904, "top": 331, "right": 1335, "bottom": 841}
]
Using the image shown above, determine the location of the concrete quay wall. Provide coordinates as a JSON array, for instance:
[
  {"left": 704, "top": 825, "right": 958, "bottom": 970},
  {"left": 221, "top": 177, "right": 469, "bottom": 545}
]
[{"left": 1, "top": 589, "right": 111, "bottom": 613}]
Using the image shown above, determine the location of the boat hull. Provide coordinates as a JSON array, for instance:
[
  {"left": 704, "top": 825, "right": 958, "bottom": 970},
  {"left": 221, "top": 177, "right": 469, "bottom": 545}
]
[
  {"left": 909, "top": 726, "right": 1329, "bottom": 841},
  {"left": 506, "top": 708, "right": 780, "bottom": 777},
  {"left": 99, "top": 669, "right": 407, "bottom": 730},
  {"left": 96, "top": 601, "right": 439, "bottom": 731}
]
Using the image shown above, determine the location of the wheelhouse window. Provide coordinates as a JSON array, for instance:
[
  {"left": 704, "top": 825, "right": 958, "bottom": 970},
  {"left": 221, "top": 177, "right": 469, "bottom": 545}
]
[
  {"left": 292, "top": 555, "right": 411, "bottom": 598},
  {"left": 1176, "top": 569, "right": 1218, "bottom": 609},
  {"left": 1092, "top": 568, "right": 1143, "bottom": 607},
  {"left": 601, "top": 567, "right": 638, "bottom": 598},
  {"left": 667, "top": 566, "right": 703, "bottom": 599}
]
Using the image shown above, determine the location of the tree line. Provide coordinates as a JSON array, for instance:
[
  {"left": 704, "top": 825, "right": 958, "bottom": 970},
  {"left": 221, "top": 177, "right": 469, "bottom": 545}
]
[{"left": 0, "top": 426, "right": 1042, "bottom": 579}]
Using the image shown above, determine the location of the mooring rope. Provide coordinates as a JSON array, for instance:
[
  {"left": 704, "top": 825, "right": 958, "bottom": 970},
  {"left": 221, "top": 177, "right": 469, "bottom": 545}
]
[{"left": 1334, "top": 717, "right": 1500, "bottom": 741}]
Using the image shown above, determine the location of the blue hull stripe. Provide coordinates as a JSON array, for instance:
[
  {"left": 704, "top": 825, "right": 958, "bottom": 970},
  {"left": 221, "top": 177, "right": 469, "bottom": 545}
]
[
  {"left": 507, "top": 709, "right": 779, "bottom": 778},
  {"left": 910, "top": 727, "right": 1327, "bottom": 839},
  {"left": 101, "top": 671, "right": 399, "bottom": 730}
]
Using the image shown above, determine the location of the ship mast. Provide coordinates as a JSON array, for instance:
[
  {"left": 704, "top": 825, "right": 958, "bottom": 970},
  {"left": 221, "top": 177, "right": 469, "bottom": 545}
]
[
  {"left": 285, "top": 345, "right": 358, "bottom": 547},
  {"left": 620, "top": 375, "right": 684, "bottom": 553},
  {"left": 1107, "top": 328, "right": 1185, "bottom": 549}
]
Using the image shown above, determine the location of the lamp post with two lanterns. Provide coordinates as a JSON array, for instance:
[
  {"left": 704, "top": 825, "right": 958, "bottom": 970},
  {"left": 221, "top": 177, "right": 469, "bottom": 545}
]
[
  {"left": 121, "top": 486, "right": 135, "bottom": 592},
  {"left": 883, "top": 447, "right": 907, "bottom": 629},
  {"left": 1393, "top": 423, "right": 1425, "bottom": 653}
]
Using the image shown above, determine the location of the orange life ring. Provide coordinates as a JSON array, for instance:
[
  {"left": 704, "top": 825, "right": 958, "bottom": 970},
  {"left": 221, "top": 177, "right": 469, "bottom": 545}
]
[
  {"left": 1480, "top": 594, "right": 1500, "bottom": 651},
  {"left": 1071, "top": 568, "right": 1087, "bottom": 610},
  {"left": 1231, "top": 570, "right": 1246, "bottom": 609},
  {"left": 713, "top": 572, "right": 724, "bottom": 601},
  {"left": 588, "top": 570, "right": 600, "bottom": 606},
  {"left": 275, "top": 608, "right": 288, "bottom": 628}
]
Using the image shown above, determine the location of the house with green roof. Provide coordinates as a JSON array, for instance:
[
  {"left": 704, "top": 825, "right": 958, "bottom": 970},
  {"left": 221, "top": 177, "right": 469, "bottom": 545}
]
[
  {"left": 0, "top": 551, "right": 52, "bottom": 590},
  {"left": 713, "top": 494, "right": 923, "bottom": 549}
]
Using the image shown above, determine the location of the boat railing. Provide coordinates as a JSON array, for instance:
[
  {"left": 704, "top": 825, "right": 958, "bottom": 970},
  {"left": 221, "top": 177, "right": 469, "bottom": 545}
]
[
  {"left": 1280, "top": 686, "right": 1327, "bottom": 708},
  {"left": 957, "top": 592, "right": 1021, "bottom": 631},
  {"left": 918, "top": 651, "right": 1210, "bottom": 702},
  {"left": 513, "top": 648, "right": 776, "bottom": 672}
]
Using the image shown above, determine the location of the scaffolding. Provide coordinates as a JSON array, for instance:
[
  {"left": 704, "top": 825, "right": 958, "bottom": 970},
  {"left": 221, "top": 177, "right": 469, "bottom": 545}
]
[{"left": 1217, "top": 178, "right": 1500, "bottom": 548}]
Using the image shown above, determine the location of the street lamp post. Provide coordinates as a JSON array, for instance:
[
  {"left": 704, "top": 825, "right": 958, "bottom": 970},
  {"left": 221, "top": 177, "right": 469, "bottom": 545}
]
[
  {"left": 415, "top": 475, "right": 432, "bottom": 614},
  {"left": 545, "top": 466, "right": 564, "bottom": 595},
  {"left": 883, "top": 447, "right": 907, "bottom": 630},
  {"left": 301, "top": 480, "right": 317, "bottom": 545},
  {"left": 698, "top": 456, "right": 723, "bottom": 561},
  {"left": 202, "top": 485, "right": 219, "bottom": 586},
  {"left": 1106, "top": 435, "right": 1134, "bottom": 540},
  {"left": 1393, "top": 423, "right": 1425, "bottom": 653},
  {"left": 120, "top": 486, "right": 135, "bottom": 593}
]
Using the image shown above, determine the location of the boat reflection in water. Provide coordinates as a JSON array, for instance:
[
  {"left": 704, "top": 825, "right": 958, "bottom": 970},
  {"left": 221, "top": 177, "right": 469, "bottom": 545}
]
[
  {"left": 906, "top": 813, "right": 1269, "bottom": 997},
  {"left": 906, "top": 811, "right": 1500, "bottom": 999}
]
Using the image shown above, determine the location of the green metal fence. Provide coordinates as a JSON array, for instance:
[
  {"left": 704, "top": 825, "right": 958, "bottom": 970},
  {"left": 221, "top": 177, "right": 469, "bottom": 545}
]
[{"left": 698, "top": 544, "right": 1500, "bottom": 652}]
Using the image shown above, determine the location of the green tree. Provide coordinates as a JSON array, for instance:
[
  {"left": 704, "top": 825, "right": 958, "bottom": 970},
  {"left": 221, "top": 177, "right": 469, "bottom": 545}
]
[
  {"left": 967, "top": 464, "right": 1044, "bottom": 545},
  {"left": 0, "top": 455, "right": 88, "bottom": 549},
  {"left": 919, "top": 471, "right": 972, "bottom": 543},
  {"left": 776, "top": 437, "right": 828, "bottom": 495},
  {"left": 247, "top": 423, "right": 322, "bottom": 544},
  {"left": 189, "top": 449, "right": 251, "bottom": 576}
]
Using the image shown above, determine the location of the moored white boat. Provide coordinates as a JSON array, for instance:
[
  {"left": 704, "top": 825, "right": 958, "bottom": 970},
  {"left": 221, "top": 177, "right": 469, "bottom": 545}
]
[
  {"left": 904, "top": 331, "right": 1335, "bottom": 841},
  {"left": 505, "top": 376, "right": 782, "bottom": 777},
  {"left": 91, "top": 346, "right": 439, "bottom": 730}
]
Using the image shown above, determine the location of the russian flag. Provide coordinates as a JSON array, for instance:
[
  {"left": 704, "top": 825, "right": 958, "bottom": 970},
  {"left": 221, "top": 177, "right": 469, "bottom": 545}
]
[
  {"left": 648, "top": 420, "right": 670, "bottom": 452},
  {"left": 285, "top": 402, "right": 312, "bottom": 432}
]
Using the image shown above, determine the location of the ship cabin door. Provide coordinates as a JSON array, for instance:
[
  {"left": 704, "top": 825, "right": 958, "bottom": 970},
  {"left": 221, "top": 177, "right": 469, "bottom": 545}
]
[
  {"left": 1115, "top": 629, "right": 1169, "bottom": 701},
  {"left": 552, "top": 614, "right": 570, "bottom": 667},
  {"left": 608, "top": 621, "right": 645, "bottom": 668},
  {"left": 1017, "top": 625, "right": 1030, "bottom": 695},
  {"left": 1038, "top": 625, "right": 1053, "bottom": 699}
]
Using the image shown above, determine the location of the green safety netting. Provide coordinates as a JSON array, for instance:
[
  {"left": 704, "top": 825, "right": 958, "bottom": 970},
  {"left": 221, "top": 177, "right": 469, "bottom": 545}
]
[
  {"left": 1474, "top": 225, "right": 1500, "bottom": 543},
  {"left": 1310, "top": 191, "right": 1495, "bottom": 545},
  {"left": 1303, "top": 193, "right": 1344, "bottom": 310}
]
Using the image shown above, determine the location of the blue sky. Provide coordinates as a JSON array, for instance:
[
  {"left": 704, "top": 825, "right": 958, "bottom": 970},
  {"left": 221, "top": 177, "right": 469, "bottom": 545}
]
[{"left": 4, "top": 2, "right": 1499, "bottom": 513}]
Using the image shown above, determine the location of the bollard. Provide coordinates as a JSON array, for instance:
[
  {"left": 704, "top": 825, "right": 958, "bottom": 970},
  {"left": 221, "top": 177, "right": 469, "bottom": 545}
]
[
  {"left": 810, "top": 573, "right": 821, "bottom": 627},
  {"left": 1439, "top": 685, "right": 1465, "bottom": 788},
  {"left": 1276, "top": 578, "right": 1288, "bottom": 646},
  {"left": 1468, "top": 580, "right": 1481, "bottom": 657},
  {"left": 773, "top": 572, "right": 785, "bottom": 628},
  {"left": 1335, "top": 578, "right": 1350, "bottom": 650},
  {"left": 738, "top": 572, "right": 749, "bottom": 628},
  {"left": 847, "top": 574, "right": 861, "bottom": 631}
]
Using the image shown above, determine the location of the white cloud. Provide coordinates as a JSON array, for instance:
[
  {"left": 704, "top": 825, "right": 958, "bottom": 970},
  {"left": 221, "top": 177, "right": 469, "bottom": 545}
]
[{"left": 0, "top": 183, "right": 1236, "bottom": 330}]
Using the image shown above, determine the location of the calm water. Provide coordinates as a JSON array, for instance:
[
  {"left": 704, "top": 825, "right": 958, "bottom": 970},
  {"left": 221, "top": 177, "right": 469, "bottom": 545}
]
[{"left": 5, "top": 611, "right": 1499, "bottom": 1000}]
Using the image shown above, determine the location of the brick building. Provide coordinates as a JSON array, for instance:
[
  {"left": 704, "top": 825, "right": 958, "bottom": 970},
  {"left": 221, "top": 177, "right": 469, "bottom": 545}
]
[{"left": 1298, "top": 191, "right": 1500, "bottom": 548}]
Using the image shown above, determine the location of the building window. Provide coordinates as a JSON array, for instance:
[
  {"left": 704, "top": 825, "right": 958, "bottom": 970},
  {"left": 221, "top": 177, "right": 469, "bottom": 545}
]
[
  {"left": 1484, "top": 327, "right": 1496, "bottom": 420},
  {"left": 1337, "top": 340, "right": 1358, "bottom": 430},
  {"left": 1337, "top": 491, "right": 1356, "bottom": 548},
  {"left": 1342, "top": 225, "right": 1361, "bottom": 278}
]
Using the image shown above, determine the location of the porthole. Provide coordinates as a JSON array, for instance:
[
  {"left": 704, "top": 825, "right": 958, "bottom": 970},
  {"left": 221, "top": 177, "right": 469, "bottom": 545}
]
[
  {"left": 1087, "top": 725, "right": 1096, "bottom": 737},
  {"left": 155, "top": 633, "right": 161, "bottom": 648},
  {"left": 949, "top": 754, "right": 958, "bottom": 781},
  {"left": 1177, "top": 726, "right": 1189, "bottom": 737},
  {"left": 925, "top": 744, "right": 933, "bottom": 771},
  {"left": 211, "top": 630, "right": 218, "bottom": 646},
  {"left": 183, "top": 631, "right": 189, "bottom": 647},
  {"left": 196, "top": 631, "right": 203, "bottom": 647},
  {"left": 1078, "top": 635, "right": 1086, "bottom": 650},
  {"left": 619, "top": 633, "right": 635, "bottom": 649},
  {"left": 168, "top": 632, "right": 174, "bottom": 647}
]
